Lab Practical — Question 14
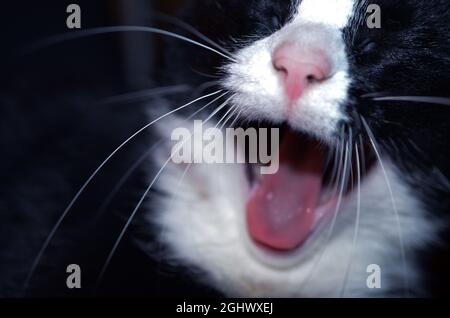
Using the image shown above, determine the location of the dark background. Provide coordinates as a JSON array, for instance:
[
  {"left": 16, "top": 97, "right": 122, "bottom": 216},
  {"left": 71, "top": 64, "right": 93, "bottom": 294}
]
[
  {"left": 2, "top": 0, "right": 185, "bottom": 92},
  {"left": 2, "top": 0, "right": 450, "bottom": 298},
  {"left": 0, "top": 0, "right": 222, "bottom": 297}
]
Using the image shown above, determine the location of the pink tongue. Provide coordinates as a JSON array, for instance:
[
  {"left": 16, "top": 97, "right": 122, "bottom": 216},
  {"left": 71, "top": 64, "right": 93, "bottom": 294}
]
[{"left": 246, "top": 132, "right": 323, "bottom": 250}]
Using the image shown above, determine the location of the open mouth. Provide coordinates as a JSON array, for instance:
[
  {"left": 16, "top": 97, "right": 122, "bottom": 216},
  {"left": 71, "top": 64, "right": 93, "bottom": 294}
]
[{"left": 245, "top": 125, "right": 373, "bottom": 253}]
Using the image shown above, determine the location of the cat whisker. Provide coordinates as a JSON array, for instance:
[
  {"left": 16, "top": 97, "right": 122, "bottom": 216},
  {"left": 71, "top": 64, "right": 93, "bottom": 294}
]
[
  {"left": 204, "top": 97, "right": 233, "bottom": 123},
  {"left": 322, "top": 149, "right": 333, "bottom": 173},
  {"left": 256, "top": 22, "right": 274, "bottom": 35},
  {"left": 189, "top": 67, "right": 222, "bottom": 79},
  {"left": 330, "top": 127, "right": 346, "bottom": 194},
  {"left": 23, "top": 26, "right": 238, "bottom": 63},
  {"left": 169, "top": 163, "right": 194, "bottom": 207},
  {"left": 96, "top": 85, "right": 191, "bottom": 106},
  {"left": 190, "top": 81, "right": 222, "bottom": 99},
  {"left": 323, "top": 138, "right": 340, "bottom": 174},
  {"left": 228, "top": 109, "right": 243, "bottom": 128},
  {"left": 215, "top": 104, "right": 236, "bottom": 129},
  {"left": 95, "top": 93, "right": 227, "bottom": 258},
  {"left": 322, "top": 130, "right": 352, "bottom": 281},
  {"left": 187, "top": 91, "right": 231, "bottom": 120},
  {"left": 92, "top": 91, "right": 229, "bottom": 224},
  {"left": 340, "top": 140, "right": 362, "bottom": 297},
  {"left": 348, "top": 131, "right": 354, "bottom": 192},
  {"left": 362, "top": 94, "right": 450, "bottom": 106},
  {"left": 360, "top": 116, "right": 409, "bottom": 296},
  {"left": 154, "top": 159, "right": 195, "bottom": 277},
  {"left": 23, "top": 90, "right": 223, "bottom": 291},
  {"left": 162, "top": 97, "right": 236, "bottom": 242},
  {"left": 360, "top": 92, "right": 391, "bottom": 98},
  {"left": 220, "top": 106, "right": 239, "bottom": 130},
  {"left": 358, "top": 134, "right": 366, "bottom": 178},
  {"left": 93, "top": 140, "right": 163, "bottom": 222},
  {"left": 94, "top": 148, "right": 176, "bottom": 292},
  {"left": 94, "top": 99, "right": 231, "bottom": 290},
  {"left": 152, "top": 11, "right": 235, "bottom": 58},
  {"left": 302, "top": 127, "right": 350, "bottom": 290}
]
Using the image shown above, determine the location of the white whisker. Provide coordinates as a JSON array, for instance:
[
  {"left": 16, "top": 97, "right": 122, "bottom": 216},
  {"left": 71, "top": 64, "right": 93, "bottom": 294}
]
[
  {"left": 97, "top": 85, "right": 191, "bottom": 106},
  {"left": 331, "top": 128, "right": 346, "bottom": 194},
  {"left": 361, "top": 116, "right": 408, "bottom": 296},
  {"left": 215, "top": 105, "right": 235, "bottom": 128},
  {"left": 358, "top": 134, "right": 366, "bottom": 176},
  {"left": 302, "top": 133, "right": 350, "bottom": 292},
  {"left": 369, "top": 96, "right": 450, "bottom": 106},
  {"left": 190, "top": 81, "right": 221, "bottom": 98},
  {"left": 341, "top": 141, "right": 361, "bottom": 297},
  {"left": 94, "top": 140, "right": 163, "bottom": 221},
  {"left": 24, "top": 26, "right": 238, "bottom": 63},
  {"left": 94, "top": 90, "right": 228, "bottom": 222},
  {"left": 220, "top": 107, "right": 239, "bottom": 130},
  {"left": 23, "top": 90, "right": 222, "bottom": 291},
  {"left": 228, "top": 109, "right": 243, "bottom": 128},
  {"left": 94, "top": 150, "right": 176, "bottom": 290},
  {"left": 152, "top": 12, "right": 235, "bottom": 58},
  {"left": 94, "top": 99, "right": 230, "bottom": 289},
  {"left": 204, "top": 97, "right": 233, "bottom": 123}
]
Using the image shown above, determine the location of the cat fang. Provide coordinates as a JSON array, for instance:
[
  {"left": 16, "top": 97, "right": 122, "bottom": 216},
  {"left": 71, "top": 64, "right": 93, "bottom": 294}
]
[{"left": 170, "top": 120, "right": 280, "bottom": 175}]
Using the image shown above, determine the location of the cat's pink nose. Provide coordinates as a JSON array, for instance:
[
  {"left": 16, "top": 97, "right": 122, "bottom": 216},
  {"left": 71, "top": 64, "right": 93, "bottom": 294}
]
[{"left": 273, "top": 42, "right": 331, "bottom": 101}]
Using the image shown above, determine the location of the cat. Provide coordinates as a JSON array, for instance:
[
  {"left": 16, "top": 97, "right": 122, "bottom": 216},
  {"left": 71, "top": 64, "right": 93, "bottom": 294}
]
[
  {"left": 150, "top": 0, "right": 450, "bottom": 297},
  {"left": 1, "top": 0, "right": 449, "bottom": 298}
]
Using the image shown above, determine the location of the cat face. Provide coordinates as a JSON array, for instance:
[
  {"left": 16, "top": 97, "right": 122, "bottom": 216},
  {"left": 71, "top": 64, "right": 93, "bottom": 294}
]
[
  {"left": 156, "top": 0, "right": 450, "bottom": 297},
  {"left": 224, "top": 0, "right": 352, "bottom": 143},
  {"left": 222, "top": 0, "right": 450, "bottom": 146}
]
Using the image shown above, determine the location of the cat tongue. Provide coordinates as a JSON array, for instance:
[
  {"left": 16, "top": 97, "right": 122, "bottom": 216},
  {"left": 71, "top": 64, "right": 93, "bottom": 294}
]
[{"left": 246, "top": 132, "right": 323, "bottom": 250}]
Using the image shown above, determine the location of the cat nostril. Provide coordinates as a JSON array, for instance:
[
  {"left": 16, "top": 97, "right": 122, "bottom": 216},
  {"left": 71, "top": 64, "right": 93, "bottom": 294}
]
[
  {"left": 307, "top": 74, "right": 318, "bottom": 83},
  {"left": 272, "top": 42, "right": 331, "bottom": 101},
  {"left": 274, "top": 64, "right": 288, "bottom": 78}
]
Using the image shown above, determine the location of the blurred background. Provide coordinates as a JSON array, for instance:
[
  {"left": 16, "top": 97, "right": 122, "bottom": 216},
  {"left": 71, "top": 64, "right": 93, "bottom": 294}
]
[
  {"left": 2, "top": 0, "right": 185, "bottom": 93},
  {"left": 0, "top": 0, "right": 223, "bottom": 297},
  {"left": 4, "top": 0, "right": 450, "bottom": 299}
]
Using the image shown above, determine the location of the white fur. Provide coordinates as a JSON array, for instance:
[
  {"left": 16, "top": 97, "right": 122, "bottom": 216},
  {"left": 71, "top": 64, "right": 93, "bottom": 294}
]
[
  {"left": 224, "top": 0, "right": 355, "bottom": 143},
  {"left": 152, "top": 119, "right": 436, "bottom": 297},
  {"left": 147, "top": 0, "right": 438, "bottom": 297},
  {"left": 294, "top": 0, "right": 356, "bottom": 28}
]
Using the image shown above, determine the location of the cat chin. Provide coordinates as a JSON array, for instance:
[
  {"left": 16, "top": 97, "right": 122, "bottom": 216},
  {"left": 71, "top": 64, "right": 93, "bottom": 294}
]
[{"left": 148, "top": 119, "right": 437, "bottom": 297}]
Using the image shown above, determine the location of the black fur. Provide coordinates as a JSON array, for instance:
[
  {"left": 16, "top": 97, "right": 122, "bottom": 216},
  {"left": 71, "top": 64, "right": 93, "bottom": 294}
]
[
  {"left": 160, "top": 0, "right": 450, "bottom": 296},
  {"left": 347, "top": 0, "right": 450, "bottom": 295},
  {"left": 1, "top": 0, "right": 449, "bottom": 297}
]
